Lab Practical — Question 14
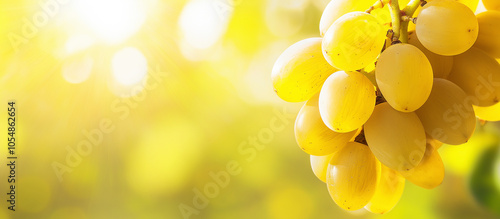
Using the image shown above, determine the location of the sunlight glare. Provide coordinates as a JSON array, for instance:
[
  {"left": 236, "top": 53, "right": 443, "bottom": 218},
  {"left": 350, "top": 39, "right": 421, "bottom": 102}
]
[
  {"left": 179, "top": 0, "right": 232, "bottom": 50},
  {"left": 112, "top": 47, "right": 148, "bottom": 86},
  {"left": 73, "top": 0, "right": 146, "bottom": 44}
]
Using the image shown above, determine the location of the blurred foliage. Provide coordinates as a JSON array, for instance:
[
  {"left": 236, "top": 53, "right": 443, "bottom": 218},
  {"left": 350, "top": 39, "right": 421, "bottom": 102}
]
[{"left": 0, "top": 0, "right": 498, "bottom": 218}]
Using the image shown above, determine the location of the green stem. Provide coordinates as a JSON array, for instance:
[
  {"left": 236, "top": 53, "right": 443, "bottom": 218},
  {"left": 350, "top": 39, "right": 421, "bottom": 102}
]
[
  {"left": 399, "top": 0, "right": 422, "bottom": 43},
  {"left": 403, "top": 0, "right": 423, "bottom": 16},
  {"left": 366, "top": 0, "right": 389, "bottom": 13},
  {"left": 388, "top": 0, "right": 401, "bottom": 43}
]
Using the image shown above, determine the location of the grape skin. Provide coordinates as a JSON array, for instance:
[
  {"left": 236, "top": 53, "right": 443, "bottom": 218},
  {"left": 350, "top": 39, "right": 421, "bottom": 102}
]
[
  {"left": 398, "top": 141, "right": 445, "bottom": 189},
  {"left": 415, "top": 79, "right": 476, "bottom": 145},
  {"left": 364, "top": 103, "right": 426, "bottom": 172},
  {"left": 319, "top": 71, "right": 376, "bottom": 133},
  {"left": 376, "top": 43, "right": 433, "bottom": 112},
  {"left": 447, "top": 47, "right": 500, "bottom": 107},
  {"left": 483, "top": 0, "right": 500, "bottom": 11},
  {"left": 310, "top": 153, "right": 335, "bottom": 183},
  {"left": 295, "top": 94, "right": 357, "bottom": 156},
  {"left": 327, "top": 142, "right": 380, "bottom": 211},
  {"left": 365, "top": 164, "right": 405, "bottom": 214},
  {"left": 322, "top": 12, "right": 386, "bottom": 71},
  {"left": 319, "top": 0, "right": 410, "bottom": 36},
  {"left": 416, "top": 0, "right": 478, "bottom": 56},
  {"left": 474, "top": 11, "right": 500, "bottom": 59},
  {"left": 272, "top": 38, "right": 336, "bottom": 102},
  {"left": 408, "top": 33, "right": 453, "bottom": 79}
]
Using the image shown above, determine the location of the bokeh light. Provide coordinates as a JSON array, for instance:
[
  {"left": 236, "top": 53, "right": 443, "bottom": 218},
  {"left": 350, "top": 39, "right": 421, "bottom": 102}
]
[
  {"left": 112, "top": 47, "right": 148, "bottom": 86},
  {"left": 179, "top": 0, "right": 232, "bottom": 50},
  {"left": 72, "top": 0, "right": 146, "bottom": 44}
]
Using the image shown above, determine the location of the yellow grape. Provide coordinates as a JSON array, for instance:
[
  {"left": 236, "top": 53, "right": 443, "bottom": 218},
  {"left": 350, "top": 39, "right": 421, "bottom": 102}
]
[
  {"left": 319, "top": 71, "right": 376, "bottom": 133},
  {"left": 415, "top": 79, "right": 476, "bottom": 145},
  {"left": 399, "top": 141, "right": 445, "bottom": 189},
  {"left": 447, "top": 47, "right": 500, "bottom": 107},
  {"left": 474, "top": 11, "right": 500, "bottom": 59},
  {"left": 408, "top": 33, "right": 453, "bottom": 78},
  {"left": 365, "top": 164, "right": 405, "bottom": 214},
  {"left": 473, "top": 102, "right": 500, "bottom": 121},
  {"left": 319, "top": 0, "right": 410, "bottom": 36},
  {"left": 310, "top": 153, "right": 334, "bottom": 183},
  {"left": 376, "top": 43, "right": 433, "bottom": 112},
  {"left": 364, "top": 103, "right": 426, "bottom": 172},
  {"left": 327, "top": 142, "right": 380, "bottom": 211},
  {"left": 483, "top": 0, "right": 500, "bottom": 11},
  {"left": 272, "top": 38, "right": 336, "bottom": 102},
  {"left": 322, "top": 12, "right": 386, "bottom": 71},
  {"left": 416, "top": 0, "right": 478, "bottom": 56},
  {"left": 295, "top": 94, "right": 357, "bottom": 156}
]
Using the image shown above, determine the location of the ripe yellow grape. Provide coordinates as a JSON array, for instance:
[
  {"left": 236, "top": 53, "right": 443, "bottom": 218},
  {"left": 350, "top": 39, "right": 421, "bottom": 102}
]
[
  {"left": 399, "top": 142, "right": 445, "bottom": 189},
  {"left": 474, "top": 11, "right": 500, "bottom": 59},
  {"left": 447, "top": 47, "right": 500, "bottom": 107},
  {"left": 295, "top": 94, "right": 357, "bottom": 155},
  {"left": 310, "top": 153, "right": 335, "bottom": 183},
  {"left": 322, "top": 12, "right": 386, "bottom": 71},
  {"left": 364, "top": 103, "right": 426, "bottom": 172},
  {"left": 327, "top": 142, "right": 380, "bottom": 211},
  {"left": 416, "top": 0, "right": 478, "bottom": 56},
  {"left": 272, "top": 38, "right": 336, "bottom": 102},
  {"left": 319, "top": 0, "right": 410, "bottom": 36},
  {"left": 375, "top": 43, "right": 433, "bottom": 112},
  {"left": 319, "top": 71, "right": 376, "bottom": 133},
  {"left": 415, "top": 79, "right": 476, "bottom": 145},
  {"left": 365, "top": 164, "right": 405, "bottom": 214},
  {"left": 473, "top": 102, "right": 500, "bottom": 121},
  {"left": 483, "top": 0, "right": 500, "bottom": 11},
  {"left": 408, "top": 33, "right": 453, "bottom": 79}
]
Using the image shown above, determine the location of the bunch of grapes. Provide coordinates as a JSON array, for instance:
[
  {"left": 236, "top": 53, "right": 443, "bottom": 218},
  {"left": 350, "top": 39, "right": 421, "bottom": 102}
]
[{"left": 272, "top": 0, "right": 500, "bottom": 214}]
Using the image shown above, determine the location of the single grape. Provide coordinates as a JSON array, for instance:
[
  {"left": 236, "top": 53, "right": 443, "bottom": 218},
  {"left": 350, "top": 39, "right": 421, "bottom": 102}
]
[
  {"left": 474, "top": 11, "right": 500, "bottom": 59},
  {"left": 447, "top": 47, "right": 500, "bottom": 107},
  {"left": 310, "top": 153, "right": 335, "bottom": 183},
  {"left": 483, "top": 0, "right": 500, "bottom": 11},
  {"left": 399, "top": 141, "right": 445, "bottom": 189},
  {"left": 416, "top": 0, "right": 478, "bottom": 56},
  {"left": 408, "top": 33, "right": 453, "bottom": 79},
  {"left": 415, "top": 79, "right": 476, "bottom": 145},
  {"left": 376, "top": 43, "right": 433, "bottom": 112},
  {"left": 364, "top": 103, "right": 426, "bottom": 172},
  {"left": 322, "top": 12, "right": 386, "bottom": 71},
  {"left": 327, "top": 142, "right": 380, "bottom": 211},
  {"left": 319, "top": 71, "right": 376, "bottom": 133},
  {"left": 295, "top": 94, "right": 357, "bottom": 156},
  {"left": 365, "top": 164, "right": 405, "bottom": 214},
  {"left": 272, "top": 38, "right": 336, "bottom": 102},
  {"left": 473, "top": 102, "right": 500, "bottom": 121}
]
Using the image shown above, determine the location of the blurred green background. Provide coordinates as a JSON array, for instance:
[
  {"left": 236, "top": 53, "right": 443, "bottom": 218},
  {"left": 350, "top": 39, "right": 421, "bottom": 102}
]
[{"left": 0, "top": 0, "right": 499, "bottom": 218}]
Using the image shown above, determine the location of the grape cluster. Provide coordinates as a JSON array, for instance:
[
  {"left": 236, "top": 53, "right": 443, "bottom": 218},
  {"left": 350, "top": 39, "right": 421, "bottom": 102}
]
[{"left": 272, "top": 0, "right": 500, "bottom": 213}]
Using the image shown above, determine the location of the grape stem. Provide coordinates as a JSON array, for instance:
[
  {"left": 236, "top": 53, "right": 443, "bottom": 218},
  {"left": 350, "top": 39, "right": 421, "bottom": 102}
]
[
  {"left": 399, "top": 0, "right": 423, "bottom": 43},
  {"left": 381, "top": 0, "right": 422, "bottom": 44},
  {"left": 366, "top": 0, "right": 388, "bottom": 14},
  {"left": 388, "top": 0, "right": 402, "bottom": 43}
]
